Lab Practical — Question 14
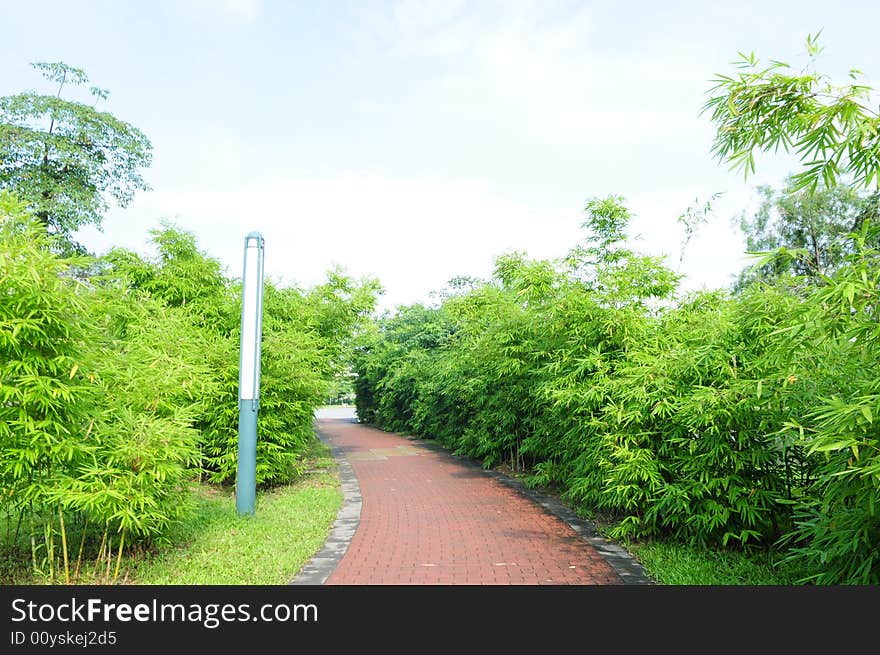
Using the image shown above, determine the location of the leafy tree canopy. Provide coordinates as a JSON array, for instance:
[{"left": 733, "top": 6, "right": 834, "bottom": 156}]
[
  {"left": 736, "top": 178, "right": 879, "bottom": 288},
  {"left": 0, "top": 62, "right": 152, "bottom": 249}
]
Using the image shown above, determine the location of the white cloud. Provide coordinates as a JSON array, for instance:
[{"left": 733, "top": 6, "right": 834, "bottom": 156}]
[
  {"left": 176, "top": 0, "right": 260, "bottom": 24},
  {"left": 80, "top": 172, "right": 585, "bottom": 312},
  {"left": 359, "top": 0, "right": 474, "bottom": 57},
  {"left": 76, "top": 1, "right": 810, "bottom": 315},
  {"left": 80, "top": 167, "right": 767, "bottom": 314},
  {"left": 222, "top": 0, "right": 259, "bottom": 22},
  {"left": 354, "top": 1, "right": 715, "bottom": 156}
]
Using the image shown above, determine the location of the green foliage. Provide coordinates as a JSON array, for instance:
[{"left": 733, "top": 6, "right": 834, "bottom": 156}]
[
  {"left": 1, "top": 197, "right": 378, "bottom": 581},
  {"left": 704, "top": 35, "right": 880, "bottom": 582},
  {"left": 772, "top": 221, "right": 880, "bottom": 583},
  {"left": 736, "top": 179, "right": 877, "bottom": 288},
  {"left": 102, "top": 225, "right": 380, "bottom": 487},
  {"left": 0, "top": 191, "right": 92, "bottom": 512},
  {"left": 703, "top": 33, "right": 880, "bottom": 192},
  {"left": 0, "top": 193, "right": 206, "bottom": 581},
  {"left": 353, "top": 191, "right": 880, "bottom": 583},
  {"left": 0, "top": 62, "right": 152, "bottom": 247},
  {"left": 324, "top": 370, "right": 356, "bottom": 405},
  {"left": 68, "top": 288, "right": 211, "bottom": 541},
  {"left": 105, "top": 223, "right": 231, "bottom": 329}
]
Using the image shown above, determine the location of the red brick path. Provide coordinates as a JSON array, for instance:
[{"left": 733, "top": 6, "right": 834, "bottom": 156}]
[{"left": 318, "top": 419, "right": 622, "bottom": 585}]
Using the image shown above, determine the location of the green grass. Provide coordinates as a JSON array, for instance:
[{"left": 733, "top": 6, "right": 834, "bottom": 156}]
[
  {"left": 0, "top": 438, "right": 342, "bottom": 585},
  {"left": 526, "top": 481, "right": 811, "bottom": 586},
  {"left": 623, "top": 539, "right": 807, "bottom": 585},
  {"left": 126, "top": 439, "right": 341, "bottom": 585}
]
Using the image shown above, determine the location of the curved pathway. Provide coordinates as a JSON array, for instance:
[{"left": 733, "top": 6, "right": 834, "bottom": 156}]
[{"left": 293, "top": 418, "right": 652, "bottom": 585}]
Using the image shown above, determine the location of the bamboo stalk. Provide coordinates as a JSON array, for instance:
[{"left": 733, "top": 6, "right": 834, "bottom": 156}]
[
  {"left": 112, "top": 529, "right": 126, "bottom": 584},
  {"left": 104, "top": 534, "right": 112, "bottom": 582},
  {"left": 59, "top": 507, "right": 70, "bottom": 584},
  {"left": 45, "top": 521, "right": 54, "bottom": 583},
  {"left": 30, "top": 533, "right": 39, "bottom": 576},
  {"left": 29, "top": 512, "right": 39, "bottom": 576},
  {"left": 12, "top": 509, "right": 24, "bottom": 544},
  {"left": 73, "top": 515, "right": 89, "bottom": 583},
  {"left": 93, "top": 527, "right": 108, "bottom": 580}
]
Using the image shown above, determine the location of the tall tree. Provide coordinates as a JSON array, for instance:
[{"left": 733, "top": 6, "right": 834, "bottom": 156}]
[
  {"left": 735, "top": 178, "right": 877, "bottom": 288},
  {"left": 0, "top": 62, "right": 152, "bottom": 249}
]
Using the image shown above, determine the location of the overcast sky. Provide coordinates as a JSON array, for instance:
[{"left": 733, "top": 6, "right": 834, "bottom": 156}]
[{"left": 3, "top": 1, "right": 879, "bottom": 311}]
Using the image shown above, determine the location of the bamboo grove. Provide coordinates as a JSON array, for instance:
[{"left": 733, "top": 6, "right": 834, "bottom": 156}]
[
  {"left": 353, "top": 193, "right": 880, "bottom": 584},
  {"left": 0, "top": 193, "right": 379, "bottom": 582}
]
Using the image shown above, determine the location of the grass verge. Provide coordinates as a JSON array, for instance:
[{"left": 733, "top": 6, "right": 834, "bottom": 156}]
[
  {"left": 126, "top": 438, "right": 341, "bottom": 584},
  {"left": 622, "top": 539, "right": 806, "bottom": 585},
  {"left": 0, "top": 437, "right": 342, "bottom": 585}
]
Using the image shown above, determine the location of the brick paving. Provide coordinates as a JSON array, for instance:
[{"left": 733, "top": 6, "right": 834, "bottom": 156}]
[{"left": 309, "top": 418, "right": 639, "bottom": 585}]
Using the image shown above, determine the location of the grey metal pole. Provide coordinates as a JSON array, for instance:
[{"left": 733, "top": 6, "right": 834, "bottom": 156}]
[
  {"left": 236, "top": 231, "right": 264, "bottom": 515},
  {"left": 236, "top": 400, "right": 257, "bottom": 515}
]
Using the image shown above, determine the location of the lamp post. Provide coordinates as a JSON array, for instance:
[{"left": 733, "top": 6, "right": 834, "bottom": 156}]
[{"left": 236, "top": 231, "right": 265, "bottom": 515}]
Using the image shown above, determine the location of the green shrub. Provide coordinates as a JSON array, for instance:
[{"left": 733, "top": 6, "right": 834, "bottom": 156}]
[
  {"left": 68, "top": 288, "right": 212, "bottom": 542},
  {"left": 774, "top": 223, "right": 880, "bottom": 583},
  {"left": 1, "top": 194, "right": 211, "bottom": 580},
  {"left": 103, "top": 227, "right": 379, "bottom": 488},
  {"left": 0, "top": 191, "right": 92, "bottom": 514}
]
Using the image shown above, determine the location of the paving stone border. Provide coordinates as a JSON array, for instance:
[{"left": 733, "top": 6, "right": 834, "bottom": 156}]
[
  {"left": 292, "top": 419, "right": 655, "bottom": 585},
  {"left": 289, "top": 422, "right": 362, "bottom": 585}
]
